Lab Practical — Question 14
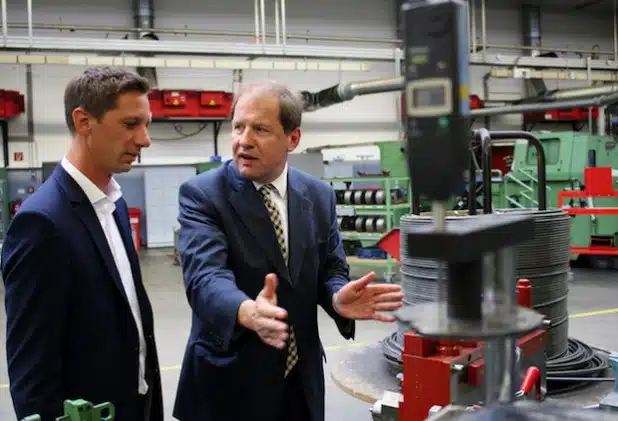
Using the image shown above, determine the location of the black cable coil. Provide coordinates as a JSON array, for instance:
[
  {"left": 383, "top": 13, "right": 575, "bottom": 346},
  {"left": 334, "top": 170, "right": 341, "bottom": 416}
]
[{"left": 380, "top": 333, "right": 613, "bottom": 395}]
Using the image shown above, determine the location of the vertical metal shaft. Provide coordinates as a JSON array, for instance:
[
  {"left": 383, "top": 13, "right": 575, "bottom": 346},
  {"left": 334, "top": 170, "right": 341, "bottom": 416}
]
[{"left": 484, "top": 247, "right": 518, "bottom": 405}]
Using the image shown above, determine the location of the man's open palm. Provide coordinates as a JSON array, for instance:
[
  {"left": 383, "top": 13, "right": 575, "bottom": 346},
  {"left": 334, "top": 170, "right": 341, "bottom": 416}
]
[{"left": 334, "top": 272, "right": 404, "bottom": 322}]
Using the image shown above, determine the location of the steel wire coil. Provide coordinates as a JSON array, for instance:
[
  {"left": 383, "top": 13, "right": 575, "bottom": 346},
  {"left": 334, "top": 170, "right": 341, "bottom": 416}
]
[{"left": 393, "top": 208, "right": 571, "bottom": 359}]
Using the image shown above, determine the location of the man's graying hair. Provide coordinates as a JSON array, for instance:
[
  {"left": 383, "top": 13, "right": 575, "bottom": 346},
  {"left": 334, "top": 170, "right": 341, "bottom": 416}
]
[
  {"left": 64, "top": 66, "right": 150, "bottom": 134},
  {"left": 232, "top": 80, "right": 304, "bottom": 134}
]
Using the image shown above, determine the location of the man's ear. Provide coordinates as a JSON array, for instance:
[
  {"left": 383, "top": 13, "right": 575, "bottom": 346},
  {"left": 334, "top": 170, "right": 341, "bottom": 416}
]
[
  {"left": 72, "top": 107, "right": 93, "bottom": 135},
  {"left": 287, "top": 127, "right": 301, "bottom": 152}
]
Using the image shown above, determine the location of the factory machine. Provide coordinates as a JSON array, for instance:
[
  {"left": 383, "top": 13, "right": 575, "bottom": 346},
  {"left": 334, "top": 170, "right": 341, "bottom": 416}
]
[
  {"left": 369, "top": 1, "right": 618, "bottom": 421},
  {"left": 489, "top": 131, "right": 618, "bottom": 266}
]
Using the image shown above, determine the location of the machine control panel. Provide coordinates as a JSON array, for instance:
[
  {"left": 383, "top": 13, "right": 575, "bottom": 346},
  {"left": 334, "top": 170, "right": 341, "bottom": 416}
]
[{"left": 403, "top": 0, "right": 470, "bottom": 202}]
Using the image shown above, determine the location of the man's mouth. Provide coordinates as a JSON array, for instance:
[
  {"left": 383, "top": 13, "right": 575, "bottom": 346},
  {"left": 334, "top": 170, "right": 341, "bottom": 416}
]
[{"left": 239, "top": 153, "right": 257, "bottom": 160}]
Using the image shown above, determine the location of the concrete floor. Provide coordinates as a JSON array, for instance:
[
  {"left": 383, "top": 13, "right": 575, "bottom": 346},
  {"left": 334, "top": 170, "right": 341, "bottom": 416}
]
[{"left": 0, "top": 249, "right": 617, "bottom": 420}]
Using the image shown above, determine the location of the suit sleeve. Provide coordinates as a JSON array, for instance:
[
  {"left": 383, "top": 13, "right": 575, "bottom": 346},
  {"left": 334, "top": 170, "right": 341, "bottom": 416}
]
[
  {"left": 317, "top": 188, "right": 355, "bottom": 340},
  {"left": 177, "top": 179, "right": 251, "bottom": 352},
  {"left": 1, "top": 211, "right": 70, "bottom": 421}
]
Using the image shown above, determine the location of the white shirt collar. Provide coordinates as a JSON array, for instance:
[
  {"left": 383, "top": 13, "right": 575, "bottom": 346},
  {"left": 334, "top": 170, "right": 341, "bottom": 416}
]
[
  {"left": 253, "top": 164, "right": 288, "bottom": 198},
  {"left": 61, "top": 157, "right": 122, "bottom": 205}
]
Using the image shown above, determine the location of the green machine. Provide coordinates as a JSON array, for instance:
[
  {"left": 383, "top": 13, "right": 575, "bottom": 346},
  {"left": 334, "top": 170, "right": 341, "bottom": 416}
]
[{"left": 494, "top": 130, "right": 618, "bottom": 261}]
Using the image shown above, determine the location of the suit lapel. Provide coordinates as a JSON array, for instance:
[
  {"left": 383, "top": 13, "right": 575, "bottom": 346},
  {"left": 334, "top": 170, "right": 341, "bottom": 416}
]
[
  {"left": 227, "top": 163, "right": 289, "bottom": 283},
  {"left": 287, "top": 168, "right": 313, "bottom": 286},
  {"left": 53, "top": 165, "right": 129, "bottom": 304}
]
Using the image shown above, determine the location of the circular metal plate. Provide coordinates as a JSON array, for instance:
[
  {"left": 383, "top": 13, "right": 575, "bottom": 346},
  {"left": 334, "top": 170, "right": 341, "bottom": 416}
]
[{"left": 394, "top": 302, "right": 545, "bottom": 339}]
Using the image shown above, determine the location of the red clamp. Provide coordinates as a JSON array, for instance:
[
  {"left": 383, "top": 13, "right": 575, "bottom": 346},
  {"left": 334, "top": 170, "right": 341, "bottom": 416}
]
[{"left": 516, "top": 366, "right": 542, "bottom": 401}]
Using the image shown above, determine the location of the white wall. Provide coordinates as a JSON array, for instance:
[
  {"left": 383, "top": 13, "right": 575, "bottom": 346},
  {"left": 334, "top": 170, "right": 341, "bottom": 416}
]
[{"left": 0, "top": 0, "right": 616, "bottom": 166}]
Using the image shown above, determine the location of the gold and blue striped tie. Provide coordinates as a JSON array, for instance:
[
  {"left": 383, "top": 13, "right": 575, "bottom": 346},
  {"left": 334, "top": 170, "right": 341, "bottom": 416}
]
[{"left": 259, "top": 184, "right": 299, "bottom": 378}]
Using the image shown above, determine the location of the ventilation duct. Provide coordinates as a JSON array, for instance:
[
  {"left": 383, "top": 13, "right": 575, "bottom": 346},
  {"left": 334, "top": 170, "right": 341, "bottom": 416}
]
[
  {"left": 521, "top": 4, "right": 546, "bottom": 97},
  {"left": 133, "top": 0, "right": 158, "bottom": 88}
]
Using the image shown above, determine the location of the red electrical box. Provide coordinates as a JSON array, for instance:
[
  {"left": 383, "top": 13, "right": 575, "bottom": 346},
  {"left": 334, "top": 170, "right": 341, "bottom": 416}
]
[
  {"left": 148, "top": 89, "right": 233, "bottom": 119},
  {"left": 199, "top": 91, "right": 233, "bottom": 118},
  {"left": 0, "top": 90, "right": 25, "bottom": 118}
]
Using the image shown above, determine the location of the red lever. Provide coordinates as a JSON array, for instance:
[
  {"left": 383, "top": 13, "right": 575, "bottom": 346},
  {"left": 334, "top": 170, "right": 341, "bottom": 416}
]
[{"left": 519, "top": 366, "right": 541, "bottom": 400}]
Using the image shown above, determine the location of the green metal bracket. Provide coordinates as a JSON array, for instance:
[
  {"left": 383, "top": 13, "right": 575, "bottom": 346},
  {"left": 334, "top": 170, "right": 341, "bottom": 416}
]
[{"left": 21, "top": 399, "right": 115, "bottom": 421}]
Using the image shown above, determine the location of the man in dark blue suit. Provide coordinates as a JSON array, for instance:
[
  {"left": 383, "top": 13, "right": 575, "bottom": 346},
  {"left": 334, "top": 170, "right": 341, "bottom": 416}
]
[
  {"left": 1, "top": 66, "right": 163, "bottom": 421},
  {"left": 173, "top": 80, "right": 404, "bottom": 421}
]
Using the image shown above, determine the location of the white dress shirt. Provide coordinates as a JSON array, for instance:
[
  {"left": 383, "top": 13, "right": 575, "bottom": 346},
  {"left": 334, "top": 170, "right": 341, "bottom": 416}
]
[
  {"left": 253, "top": 164, "right": 289, "bottom": 262},
  {"left": 61, "top": 157, "right": 148, "bottom": 395}
]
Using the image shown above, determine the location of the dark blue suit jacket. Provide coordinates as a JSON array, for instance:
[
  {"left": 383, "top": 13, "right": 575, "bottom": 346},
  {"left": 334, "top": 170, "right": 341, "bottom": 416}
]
[
  {"left": 1, "top": 164, "right": 163, "bottom": 421},
  {"left": 173, "top": 160, "right": 355, "bottom": 421}
]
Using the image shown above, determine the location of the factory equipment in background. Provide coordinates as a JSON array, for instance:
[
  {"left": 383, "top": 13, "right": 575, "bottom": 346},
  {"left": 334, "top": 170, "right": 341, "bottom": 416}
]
[{"left": 487, "top": 130, "right": 618, "bottom": 267}]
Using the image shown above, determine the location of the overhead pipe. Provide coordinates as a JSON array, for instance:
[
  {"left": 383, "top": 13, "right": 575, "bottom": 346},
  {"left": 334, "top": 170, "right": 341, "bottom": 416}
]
[
  {"left": 133, "top": 0, "right": 158, "bottom": 87},
  {"left": 260, "top": 0, "right": 266, "bottom": 45},
  {"left": 302, "top": 76, "right": 618, "bottom": 115},
  {"left": 281, "top": 0, "right": 287, "bottom": 46},
  {"left": 254, "top": 0, "right": 261, "bottom": 43},
  {"left": 301, "top": 76, "right": 404, "bottom": 111},
  {"left": 26, "top": 0, "right": 32, "bottom": 43},
  {"left": 275, "top": 0, "right": 280, "bottom": 45},
  {"left": 1, "top": 0, "right": 7, "bottom": 40},
  {"left": 515, "top": 83, "right": 618, "bottom": 104},
  {"left": 521, "top": 4, "right": 542, "bottom": 57}
]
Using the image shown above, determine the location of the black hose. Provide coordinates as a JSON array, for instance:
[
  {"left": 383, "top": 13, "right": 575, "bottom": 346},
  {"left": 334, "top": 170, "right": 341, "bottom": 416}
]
[
  {"left": 380, "top": 334, "right": 613, "bottom": 395},
  {"left": 545, "top": 338, "right": 612, "bottom": 395}
]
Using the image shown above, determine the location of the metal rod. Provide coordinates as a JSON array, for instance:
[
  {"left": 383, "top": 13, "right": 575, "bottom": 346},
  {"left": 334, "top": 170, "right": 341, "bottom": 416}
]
[
  {"left": 588, "top": 57, "right": 593, "bottom": 135},
  {"left": 472, "top": 92, "right": 618, "bottom": 117},
  {"left": 1, "top": 0, "right": 7, "bottom": 41},
  {"left": 281, "top": 0, "right": 287, "bottom": 46},
  {"left": 481, "top": 0, "right": 486, "bottom": 59},
  {"left": 260, "top": 0, "right": 266, "bottom": 45},
  {"left": 254, "top": 0, "right": 260, "bottom": 44},
  {"left": 467, "top": 0, "right": 472, "bottom": 51},
  {"left": 614, "top": 0, "right": 617, "bottom": 61},
  {"left": 27, "top": 0, "right": 32, "bottom": 44},
  {"left": 471, "top": 0, "right": 477, "bottom": 53},
  {"left": 479, "top": 131, "right": 548, "bottom": 211},
  {"left": 468, "top": 137, "right": 478, "bottom": 215},
  {"left": 275, "top": 0, "right": 280, "bottom": 45},
  {"left": 477, "top": 128, "right": 493, "bottom": 213}
]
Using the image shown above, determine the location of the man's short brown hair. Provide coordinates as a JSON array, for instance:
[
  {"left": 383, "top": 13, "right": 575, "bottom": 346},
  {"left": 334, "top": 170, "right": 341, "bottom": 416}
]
[{"left": 64, "top": 66, "right": 150, "bottom": 134}]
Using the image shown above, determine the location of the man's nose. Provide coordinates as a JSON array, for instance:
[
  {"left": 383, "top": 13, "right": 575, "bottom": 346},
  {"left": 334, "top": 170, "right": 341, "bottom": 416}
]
[
  {"left": 238, "top": 128, "right": 255, "bottom": 147},
  {"left": 137, "top": 126, "right": 152, "bottom": 148}
]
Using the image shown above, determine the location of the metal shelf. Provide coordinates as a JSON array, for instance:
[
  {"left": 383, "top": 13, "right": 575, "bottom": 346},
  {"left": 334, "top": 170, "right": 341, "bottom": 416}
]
[
  {"left": 340, "top": 231, "right": 385, "bottom": 241},
  {"left": 3, "top": 36, "right": 618, "bottom": 71},
  {"left": 0, "top": 36, "right": 399, "bottom": 62}
]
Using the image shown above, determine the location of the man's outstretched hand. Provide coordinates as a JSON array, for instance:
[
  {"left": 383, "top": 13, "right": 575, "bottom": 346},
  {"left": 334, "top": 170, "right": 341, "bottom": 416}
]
[
  {"left": 333, "top": 272, "right": 404, "bottom": 322},
  {"left": 238, "top": 273, "right": 289, "bottom": 349}
]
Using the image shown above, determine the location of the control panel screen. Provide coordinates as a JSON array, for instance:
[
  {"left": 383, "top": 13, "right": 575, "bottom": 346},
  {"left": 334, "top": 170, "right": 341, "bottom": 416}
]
[{"left": 413, "top": 85, "right": 446, "bottom": 108}]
